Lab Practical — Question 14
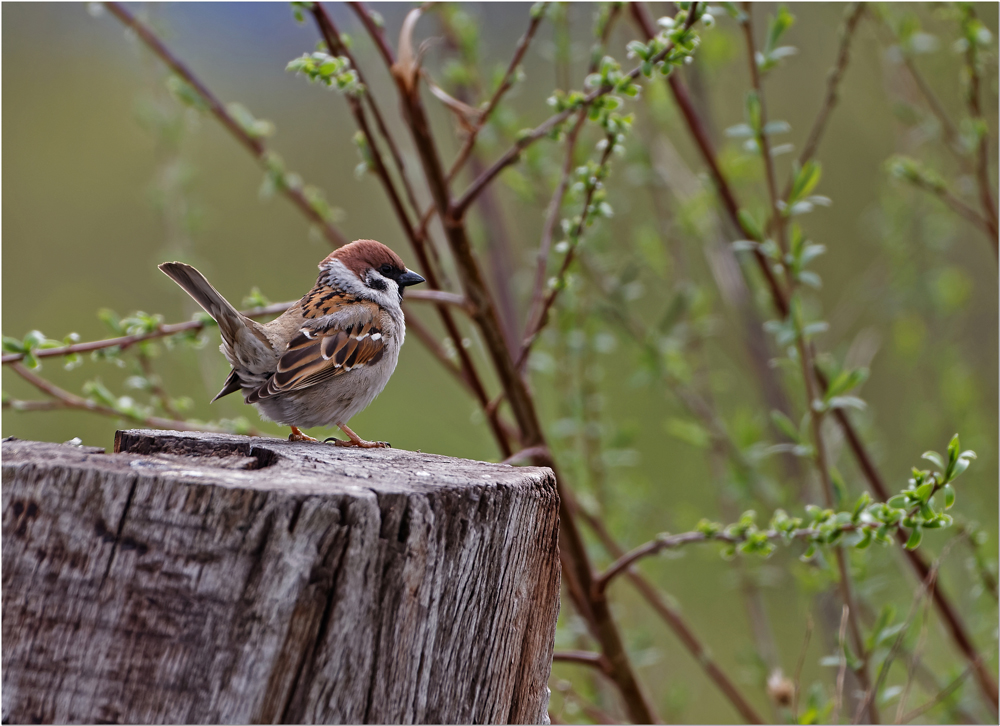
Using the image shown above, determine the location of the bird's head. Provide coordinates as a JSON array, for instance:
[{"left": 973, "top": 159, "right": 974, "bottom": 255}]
[{"left": 320, "top": 239, "right": 425, "bottom": 302}]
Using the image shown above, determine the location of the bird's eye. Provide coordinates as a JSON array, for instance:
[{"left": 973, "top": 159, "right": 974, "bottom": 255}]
[{"left": 380, "top": 264, "right": 393, "bottom": 275}]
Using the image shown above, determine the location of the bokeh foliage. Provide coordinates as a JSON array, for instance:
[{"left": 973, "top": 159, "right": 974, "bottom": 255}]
[{"left": 2, "top": 2, "right": 997, "bottom": 723}]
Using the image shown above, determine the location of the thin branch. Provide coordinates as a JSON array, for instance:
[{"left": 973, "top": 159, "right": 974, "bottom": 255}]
[
  {"left": 310, "top": 5, "right": 513, "bottom": 459},
  {"left": 742, "top": 7, "right": 877, "bottom": 718},
  {"left": 552, "top": 650, "right": 611, "bottom": 675},
  {"left": 629, "top": 3, "right": 789, "bottom": 317},
  {"left": 501, "top": 445, "right": 549, "bottom": 466},
  {"left": 961, "top": 5, "right": 999, "bottom": 251},
  {"left": 855, "top": 535, "right": 963, "bottom": 723},
  {"left": 137, "top": 350, "right": 181, "bottom": 419},
  {"left": 633, "top": 0, "right": 998, "bottom": 708},
  {"left": 901, "top": 55, "right": 964, "bottom": 155},
  {"left": 520, "top": 10, "right": 622, "bottom": 375},
  {"left": 898, "top": 649, "right": 996, "bottom": 724},
  {"left": 792, "top": 616, "right": 814, "bottom": 720},
  {"left": 7, "top": 363, "right": 252, "bottom": 435},
  {"left": 103, "top": 2, "right": 348, "bottom": 248},
  {"left": 894, "top": 594, "right": 933, "bottom": 724},
  {"left": 576, "top": 500, "right": 767, "bottom": 724},
  {"left": 2, "top": 302, "right": 293, "bottom": 365},
  {"left": 312, "top": 3, "right": 422, "bottom": 220},
  {"left": 593, "top": 521, "right": 879, "bottom": 594},
  {"left": 452, "top": 5, "right": 701, "bottom": 218},
  {"left": 348, "top": 2, "right": 395, "bottom": 69},
  {"left": 404, "top": 289, "right": 470, "bottom": 310},
  {"left": 445, "top": 5, "right": 549, "bottom": 184},
  {"left": 516, "top": 136, "right": 615, "bottom": 370},
  {"left": 791, "top": 3, "right": 866, "bottom": 175},
  {"left": 901, "top": 175, "right": 995, "bottom": 238}
]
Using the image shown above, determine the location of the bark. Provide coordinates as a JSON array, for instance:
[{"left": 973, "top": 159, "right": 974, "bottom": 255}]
[{"left": 2, "top": 430, "right": 561, "bottom": 725}]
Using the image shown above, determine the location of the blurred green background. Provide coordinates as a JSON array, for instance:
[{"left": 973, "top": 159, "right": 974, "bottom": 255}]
[{"left": 3, "top": 3, "right": 997, "bottom": 722}]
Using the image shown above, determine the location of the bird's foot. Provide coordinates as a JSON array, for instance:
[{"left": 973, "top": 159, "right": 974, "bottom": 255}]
[
  {"left": 288, "top": 426, "right": 318, "bottom": 442},
  {"left": 324, "top": 423, "right": 391, "bottom": 449},
  {"left": 324, "top": 437, "right": 390, "bottom": 449}
]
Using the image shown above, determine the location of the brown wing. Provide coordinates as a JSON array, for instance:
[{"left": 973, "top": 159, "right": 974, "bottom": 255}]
[{"left": 246, "top": 300, "right": 386, "bottom": 403}]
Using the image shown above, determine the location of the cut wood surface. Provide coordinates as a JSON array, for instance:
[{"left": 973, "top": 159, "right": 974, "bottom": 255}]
[{"left": 2, "top": 430, "right": 561, "bottom": 724}]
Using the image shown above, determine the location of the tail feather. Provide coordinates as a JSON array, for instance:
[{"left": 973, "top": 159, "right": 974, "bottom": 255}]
[
  {"left": 211, "top": 368, "right": 244, "bottom": 402},
  {"left": 159, "top": 262, "right": 250, "bottom": 346}
]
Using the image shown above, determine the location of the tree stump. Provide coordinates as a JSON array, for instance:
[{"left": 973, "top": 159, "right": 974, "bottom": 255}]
[{"left": 2, "top": 430, "right": 561, "bottom": 724}]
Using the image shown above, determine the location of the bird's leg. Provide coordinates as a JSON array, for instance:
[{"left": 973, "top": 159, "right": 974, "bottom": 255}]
[
  {"left": 324, "top": 422, "right": 390, "bottom": 449},
  {"left": 288, "top": 425, "right": 318, "bottom": 442}
]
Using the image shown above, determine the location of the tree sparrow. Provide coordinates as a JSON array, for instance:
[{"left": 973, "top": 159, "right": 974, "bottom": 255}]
[{"left": 159, "top": 239, "right": 425, "bottom": 447}]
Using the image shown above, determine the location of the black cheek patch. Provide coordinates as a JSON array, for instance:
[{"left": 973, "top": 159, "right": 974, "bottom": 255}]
[{"left": 368, "top": 276, "right": 387, "bottom": 291}]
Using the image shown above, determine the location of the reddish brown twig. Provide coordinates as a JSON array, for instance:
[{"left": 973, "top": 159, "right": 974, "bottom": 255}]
[
  {"left": 445, "top": 6, "right": 549, "bottom": 184},
  {"left": 517, "top": 136, "right": 614, "bottom": 370},
  {"left": 794, "top": 3, "right": 866, "bottom": 172},
  {"left": 521, "top": 15, "right": 620, "bottom": 373},
  {"left": 552, "top": 650, "right": 611, "bottom": 675},
  {"left": 895, "top": 174, "right": 995, "bottom": 237},
  {"left": 632, "top": 3, "right": 997, "bottom": 704},
  {"left": 960, "top": 7, "right": 999, "bottom": 254},
  {"left": 7, "top": 362, "right": 255, "bottom": 435},
  {"left": 898, "top": 648, "right": 996, "bottom": 724},
  {"left": 311, "top": 3, "right": 422, "bottom": 220},
  {"left": 103, "top": 2, "right": 348, "bottom": 248},
  {"left": 576, "top": 501, "right": 766, "bottom": 725},
  {"left": 451, "top": 5, "right": 701, "bottom": 218},
  {"left": 1, "top": 302, "right": 293, "bottom": 365},
  {"left": 855, "top": 536, "right": 962, "bottom": 723},
  {"left": 629, "top": 3, "right": 789, "bottom": 317},
  {"left": 740, "top": 7, "right": 877, "bottom": 719},
  {"left": 352, "top": 3, "right": 664, "bottom": 718},
  {"left": 310, "top": 4, "right": 513, "bottom": 458}
]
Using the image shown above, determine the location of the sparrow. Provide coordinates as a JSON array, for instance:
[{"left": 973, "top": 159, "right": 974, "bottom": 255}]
[{"left": 159, "top": 239, "right": 425, "bottom": 447}]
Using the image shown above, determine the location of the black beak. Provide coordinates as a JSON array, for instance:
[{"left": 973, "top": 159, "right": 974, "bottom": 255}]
[{"left": 397, "top": 270, "right": 425, "bottom": 287}]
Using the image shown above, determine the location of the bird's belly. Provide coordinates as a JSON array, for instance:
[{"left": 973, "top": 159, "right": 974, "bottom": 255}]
[{"left": 250, "top": 354, "right": 397, "bottom": 429}]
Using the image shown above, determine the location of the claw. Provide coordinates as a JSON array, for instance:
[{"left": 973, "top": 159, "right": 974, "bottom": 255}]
[
  {"left": 329, "top": 422, "right": 390, "bottom": 449},
  {"left": 325, "top": 436, "right": 390, "bottom": 449},
  {"left": 289, "top": 425, "right": 318, "bottom": 442}
]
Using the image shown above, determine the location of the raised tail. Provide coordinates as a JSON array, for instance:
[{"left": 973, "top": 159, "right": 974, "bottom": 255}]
[{"left": 159, "top": 262, "right": 247, "bottom": 346}]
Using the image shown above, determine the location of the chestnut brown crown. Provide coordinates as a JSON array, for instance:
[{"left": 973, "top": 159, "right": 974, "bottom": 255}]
[{"left": 321, "top": 239, "right": 407, "bottom": 278}]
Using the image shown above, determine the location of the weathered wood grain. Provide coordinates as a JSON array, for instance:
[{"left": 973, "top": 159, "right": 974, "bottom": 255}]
[{"left": 2, "top": 430, "right": 560, "bottom": 724}]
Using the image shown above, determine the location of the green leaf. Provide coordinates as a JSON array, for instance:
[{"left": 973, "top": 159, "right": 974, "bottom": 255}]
[
  {"left": 770, "top": 409, "right": 800, "bottom": 442},
  {"left": 766, "top": 6, "right": 795, "bottom": 53},
  {"left": 887, "top": 494, "right": 909, "bottom": 509},
  {"left": 855, "top": 529, "right": 873, "bottom": 549},
  {"left": 921, "top": 450, "right": 946, "bottom": 471},
  {"left": 825, "top": 367, "right": 867, "bottom": 399},
  {"left": 947, "top": 433, "right": 960, "bottom": 467},
  {"left": 827, "top": 395, "right": 866, "bottom": 411},
  {"left": 905, "top": 526, "right": 923, "bottom": 550},
  {"left": 949, "top": 456, "right": 971, "bottom": 480},
  {"left": 790, "top": 160, "right": 820, "bottom": 204},
  {"left": 2, "top": 336, "right": 25, "bottom": 354},
  {"left": 664, "top": 418, "right": 711, "bottom": 449},
  {"left": 943, "top": 484, "right": 955, "bottom": 509},
  {"left": 852, "top": 492, "right": 871, "bottom": 520},
  {"left": 737, "top": 209, "right": 764, "bottom": 241}
]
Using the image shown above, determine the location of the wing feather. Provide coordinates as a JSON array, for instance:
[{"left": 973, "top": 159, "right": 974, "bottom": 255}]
[{"left": 247, "top": 297, "right": 387, "bottom": 403}]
